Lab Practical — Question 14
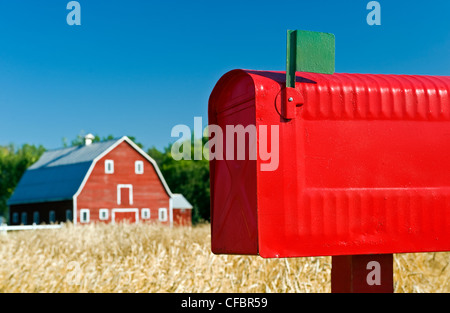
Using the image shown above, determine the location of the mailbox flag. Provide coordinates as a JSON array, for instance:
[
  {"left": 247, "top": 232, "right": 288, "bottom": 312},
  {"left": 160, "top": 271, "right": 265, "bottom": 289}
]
[{"left": 286, "top": 30, "right": 335, "bottom": 87}]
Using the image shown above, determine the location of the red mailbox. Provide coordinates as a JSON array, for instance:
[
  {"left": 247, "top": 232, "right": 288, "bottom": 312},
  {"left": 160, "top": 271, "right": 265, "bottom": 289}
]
[{"left": 208, "top": 69, "right": 450, "bottom": 258}]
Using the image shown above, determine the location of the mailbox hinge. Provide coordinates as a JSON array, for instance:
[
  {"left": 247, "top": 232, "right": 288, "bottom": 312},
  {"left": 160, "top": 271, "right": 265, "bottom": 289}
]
[
  {"left": 276, "top": 87, "right": 304, "bottom": 120},
  {"left": 282, "top": 30, "right": 335, "bottom": 119}
]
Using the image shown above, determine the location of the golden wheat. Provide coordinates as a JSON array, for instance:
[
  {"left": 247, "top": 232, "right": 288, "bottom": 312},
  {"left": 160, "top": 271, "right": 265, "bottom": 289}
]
[{"left": 0, "top": 223, "right": 448, "bottom": 293}]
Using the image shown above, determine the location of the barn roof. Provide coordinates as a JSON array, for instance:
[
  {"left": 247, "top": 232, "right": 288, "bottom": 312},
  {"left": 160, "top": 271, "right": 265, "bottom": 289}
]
[
  {"left": 8, "top": 140, "right": 118, "bottom": 205},
  {"left": 172, "top": 194, "right": 193, "bottom": 209},
  {"left": 29, "top": 140, "right": 117, "bottom": 170}
]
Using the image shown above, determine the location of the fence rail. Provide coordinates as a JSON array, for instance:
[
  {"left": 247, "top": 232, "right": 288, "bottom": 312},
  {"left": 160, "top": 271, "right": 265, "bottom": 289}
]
[{"left": 0, "top": 224, "right": 63, "bottom": 233}]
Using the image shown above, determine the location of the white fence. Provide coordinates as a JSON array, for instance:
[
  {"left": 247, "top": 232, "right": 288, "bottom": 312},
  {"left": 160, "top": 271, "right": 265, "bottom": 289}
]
[{"left": 0, "top": 224, "right": 63, "bottom": 234}]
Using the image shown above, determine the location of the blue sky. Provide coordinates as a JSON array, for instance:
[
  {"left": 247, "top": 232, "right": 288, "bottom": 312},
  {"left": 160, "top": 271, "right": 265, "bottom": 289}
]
[{"left": 1, "top": 0, "right": 449, "bottom": 151}]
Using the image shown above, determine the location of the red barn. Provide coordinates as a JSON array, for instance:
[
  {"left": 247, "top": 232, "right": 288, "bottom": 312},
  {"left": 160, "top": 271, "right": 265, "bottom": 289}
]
[{"left": 8, "top": 135, "right": 192, "bottom": 226}]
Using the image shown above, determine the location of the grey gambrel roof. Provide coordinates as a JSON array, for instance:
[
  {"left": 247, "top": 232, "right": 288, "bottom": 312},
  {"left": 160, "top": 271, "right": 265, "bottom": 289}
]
[
  {"left": 8, "top": 140, "right": 119, "bottom": 205},
  {"left": 28, "top": 140, "right": 118, "bottom": 170}
]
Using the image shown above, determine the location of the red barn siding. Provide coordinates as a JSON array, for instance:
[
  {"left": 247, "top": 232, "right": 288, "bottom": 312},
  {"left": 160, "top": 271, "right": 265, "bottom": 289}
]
[
  {"left": 76, "top": 141, "right": 171, "bottom": 225},
  {"left": 173, "top": 209, "right": 192, "bottom": 226}
]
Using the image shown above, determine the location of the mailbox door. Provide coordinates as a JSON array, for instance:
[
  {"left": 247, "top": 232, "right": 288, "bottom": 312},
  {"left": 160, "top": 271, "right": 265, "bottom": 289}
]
[{"left": 209, "top": 71, "right": 258, "bottom": 255}]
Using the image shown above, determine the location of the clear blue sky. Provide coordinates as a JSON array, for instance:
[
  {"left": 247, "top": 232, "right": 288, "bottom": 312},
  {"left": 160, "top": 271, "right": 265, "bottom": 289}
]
[{"left": 1, "top": 0, "right": 449, "bottom": 151}]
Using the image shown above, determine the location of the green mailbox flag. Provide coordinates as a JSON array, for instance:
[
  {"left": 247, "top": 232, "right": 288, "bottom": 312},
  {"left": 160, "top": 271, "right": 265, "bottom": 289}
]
[{"left": 286, "top": 30, "right": 335, "bottom": 88}]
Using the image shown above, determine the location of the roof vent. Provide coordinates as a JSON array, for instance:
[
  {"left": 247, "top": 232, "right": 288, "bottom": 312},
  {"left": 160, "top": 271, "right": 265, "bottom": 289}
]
[{"left": 84, "top": 134, "right": 95, "bottom": 146}]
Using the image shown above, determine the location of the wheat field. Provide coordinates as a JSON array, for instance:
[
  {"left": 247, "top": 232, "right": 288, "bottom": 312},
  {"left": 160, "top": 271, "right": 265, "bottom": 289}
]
[{"left": 0, "top": 223, "right": 449, "bottom": 293}]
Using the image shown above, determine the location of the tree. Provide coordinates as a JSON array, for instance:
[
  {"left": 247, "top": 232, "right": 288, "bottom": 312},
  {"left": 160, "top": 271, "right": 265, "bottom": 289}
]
[
  {"left": 0, "top": 144, "right": 46, "bottom": 219},
  {"left": 66, "top": 132, "right": 143, "bottom": 148}
]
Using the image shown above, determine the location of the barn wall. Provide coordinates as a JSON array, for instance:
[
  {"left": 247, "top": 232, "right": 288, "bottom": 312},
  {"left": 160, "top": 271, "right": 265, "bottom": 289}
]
[
  {"left": 172, "top": 209, "right": 192, "bottom": 226},
  {"left": 9, "top": 200, "right": 73, "bottom": 225},
  {"left": 76, "top": 141, "right": 171, "bottom": 225}
]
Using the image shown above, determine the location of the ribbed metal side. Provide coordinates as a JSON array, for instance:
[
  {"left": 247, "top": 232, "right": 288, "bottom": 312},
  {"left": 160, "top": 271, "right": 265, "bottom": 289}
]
[{"left": 297, "top": 73, "right": 450, "bottom": 121}]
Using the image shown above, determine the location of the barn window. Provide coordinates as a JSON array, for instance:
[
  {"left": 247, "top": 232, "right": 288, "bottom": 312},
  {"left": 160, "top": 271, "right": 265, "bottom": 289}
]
[
  {"left": 135, "top": 161, "right": 144, "bottom": 174},
  {"left": 12, "top": 213, "right": 19, "bottom": 224},
  {"left": 105, "top": 160, "right": 114, "bottom": 174},
  {"left": 80, "top": 209, "right": 90, "bottom": 223},
  {"left": 49, "top": 211, "right": 56, "bottom": 224},
  {"left": 66, "top": 210, "right": 73, "bottom": 222},
  {"left": 21, "top": 212, "right": 27, "bottom": 225},
  {"left": 33, "top": 211, "right": 40, "bottom": 225},
  {"left": 141, "top": 208, "right": 150, "bottom": 220},
  {"left": 158, "top": 208, "right": 168, "bottom": 222},
  {"left": 99, "top": 209, "right": 109, "bottom": 221}
]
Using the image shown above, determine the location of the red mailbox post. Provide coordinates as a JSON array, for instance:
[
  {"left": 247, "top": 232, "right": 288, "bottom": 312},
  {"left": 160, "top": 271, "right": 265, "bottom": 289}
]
[{"left": 208, "top": 30, "right": 450, "bottom": 293}]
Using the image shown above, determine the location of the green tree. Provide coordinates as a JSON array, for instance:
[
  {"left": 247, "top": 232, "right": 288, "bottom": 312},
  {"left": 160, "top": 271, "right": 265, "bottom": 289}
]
[
  {"left": 0, "top": 144, "right": 46, "bottom": 220},
  {"left": 67, "top": 132, "right": 143, "bottom": 148}
]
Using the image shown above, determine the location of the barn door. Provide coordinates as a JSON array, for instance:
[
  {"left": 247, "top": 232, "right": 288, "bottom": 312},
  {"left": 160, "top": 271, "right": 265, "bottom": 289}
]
[
  {"left": 117, "top": 184, "right": 133, "bottom": 206},
  {"left": 112, "top": 209, "right": 139, "bottom": 224},
  {"left": 121, "top": 188, "right": 130, "bottom": 205}
]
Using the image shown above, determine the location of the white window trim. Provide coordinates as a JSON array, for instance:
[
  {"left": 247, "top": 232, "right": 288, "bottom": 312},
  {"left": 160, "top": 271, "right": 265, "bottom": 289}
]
[
  {"left": 159, "top": 208, "right": 168, "bottom": 222},
  {"left": 117, "top": 184, "right": 133, "bottom": 205},
  {"left": 99, "top": 209, "right": 109, "bottom": 221},
  {"left": 80, "top": 209, "right": 90, "bottom": 223},
  {"left": 141, "top": 208, "right": 150, "bottom": 220},
  {"left": 135, "top": 160, "right": 144, "bottom": 174},
  {"left": 105, "top": 160, "right": 114, "bottom": 174}
]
